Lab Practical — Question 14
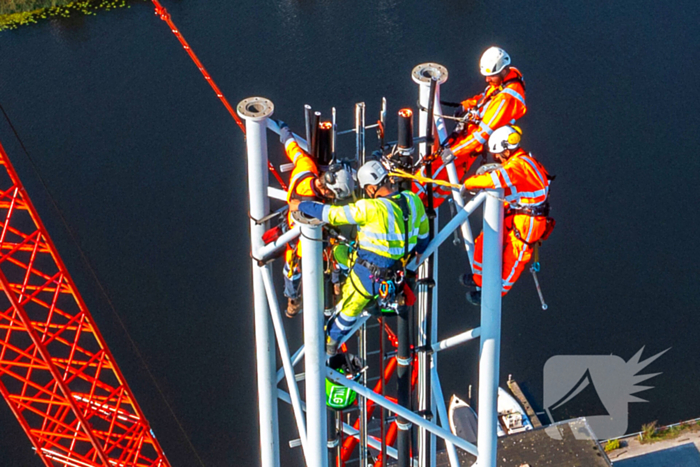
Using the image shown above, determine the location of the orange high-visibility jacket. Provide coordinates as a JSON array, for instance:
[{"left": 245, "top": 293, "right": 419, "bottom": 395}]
[
  {"left": 284, "top": 138, "right": 321, "bottom": 205},
  {"left": 450, "top": 67, "right": 527, "bottom": 158},
  {"left": 466, "top": 148, "right": 550, "bottom": 295},
  {"left": 283, "top": 135, "right": 322, "bottom": 264},
  {"left": 463, "top": 148, "right": 549, "bottom": 208}
]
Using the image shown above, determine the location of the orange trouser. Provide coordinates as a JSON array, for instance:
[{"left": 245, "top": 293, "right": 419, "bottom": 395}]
[{"left": 472, "top": 213, "right": 547, "bottom": 295}]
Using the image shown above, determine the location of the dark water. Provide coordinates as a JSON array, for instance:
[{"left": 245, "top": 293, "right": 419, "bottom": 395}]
[{"left": 1, "top": 0, "right": 699, "bottom": 465}]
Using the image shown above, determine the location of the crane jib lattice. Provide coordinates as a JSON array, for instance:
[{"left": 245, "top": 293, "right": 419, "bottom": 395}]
[{"left": 0, "top": 141, "right": 170, "bottom": 466}]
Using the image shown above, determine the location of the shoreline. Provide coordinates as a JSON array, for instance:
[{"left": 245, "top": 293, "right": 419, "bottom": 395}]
[{"left": 0, "top": 0, "right": 142, "bottom": 31}]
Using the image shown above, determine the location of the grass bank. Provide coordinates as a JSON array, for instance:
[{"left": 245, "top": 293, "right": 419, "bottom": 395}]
[{"left": 0, "top": 0, "right": 145, "bottom": 31}]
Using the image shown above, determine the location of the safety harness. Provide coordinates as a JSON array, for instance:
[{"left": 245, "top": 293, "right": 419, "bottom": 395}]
[{"left": 347, "top": 193, "right": 412, "bottom": 309}]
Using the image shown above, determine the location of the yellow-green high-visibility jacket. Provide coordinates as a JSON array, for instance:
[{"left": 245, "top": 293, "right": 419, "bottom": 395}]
[{"left": 320, "top": 191, "right": 430, "bottom": 261}]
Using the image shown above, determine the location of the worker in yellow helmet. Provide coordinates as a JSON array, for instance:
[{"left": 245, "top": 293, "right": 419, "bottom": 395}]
[
  {"left": 462, "top": 125, "right": 553, "bottom": 304},
  {"left": 290, "top": 160, "right": 429, "bottom": 356}
]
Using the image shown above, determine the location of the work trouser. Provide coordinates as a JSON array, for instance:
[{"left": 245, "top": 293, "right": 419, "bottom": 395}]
[
  {"left": 283, "top": 242, "right": 301, "bottom": 299},
  {"left": 472, "top": 213, "right": 547, "bottom": 295},
  {"left": 327, "top": 260, "right": 381, "bottom": 343}
]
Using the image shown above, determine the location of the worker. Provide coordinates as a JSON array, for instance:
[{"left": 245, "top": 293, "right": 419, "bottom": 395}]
[
  {"left": 418, "top": 46, "right": 527, "bottom": 208},
  {"left": 278, "top": 122, "right": 354, "bottom": 318},
  {"left": 290, "top": 160, "right": 429, "bottom": 355},
  {"left": 462, "top": 125, "right": 552, "bottom": 304}
]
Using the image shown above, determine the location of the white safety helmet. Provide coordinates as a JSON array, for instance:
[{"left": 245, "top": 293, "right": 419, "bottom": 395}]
[
  {"left": 488, "top": 125, "right": 522, "bottom": 154},
  {"left": 357, "top": 160, "right": 389, "bottom": 189},
  {"left": 323, "top": 163, "right": 355, "bottom": 199},
  {"left": 480, "top": 47, "right": 511, "bottom": 76}
]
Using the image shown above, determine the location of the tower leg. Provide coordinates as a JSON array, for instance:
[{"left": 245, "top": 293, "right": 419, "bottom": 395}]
[
  {"left": 301, "top": 224, "right": 329, "bottom": 467},
  {"left": 476, "top": 191, "right": 504, "bottom": 467},
  {"left": 238, "top": 97, "right": 280, "bottom": 467}
]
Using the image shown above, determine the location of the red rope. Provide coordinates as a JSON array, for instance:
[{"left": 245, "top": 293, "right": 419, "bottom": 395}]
[{"left": 151, "top": 1, "right": 288, "bottom": 191}]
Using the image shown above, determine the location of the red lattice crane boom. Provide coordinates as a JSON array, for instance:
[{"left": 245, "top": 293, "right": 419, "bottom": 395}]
[{"left": 0, "top": 140, "right": 170, "bottom": 467}]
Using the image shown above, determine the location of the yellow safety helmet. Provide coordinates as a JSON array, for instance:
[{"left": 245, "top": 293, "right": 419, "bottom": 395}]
[{"left": 488, "top": 125, "right": 522, "bottom": 154}]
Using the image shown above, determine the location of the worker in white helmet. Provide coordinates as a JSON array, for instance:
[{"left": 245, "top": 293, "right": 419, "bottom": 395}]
[
  {"left": 461, "top": 125, "right": 553, "bottom": 305},
  {"left": 417, "top": 46, "right": 527, "bottom": 209},
  {"left": 290, "top": 160, "right": 429, "bottom": 355}
]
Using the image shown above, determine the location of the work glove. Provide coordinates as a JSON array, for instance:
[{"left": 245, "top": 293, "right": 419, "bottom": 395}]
[
  {"left": 440, "top": 147, "right": 456, "bottom": 164},
  {"left": 278, "top": 121, "right": 293, "bottom": 144}
]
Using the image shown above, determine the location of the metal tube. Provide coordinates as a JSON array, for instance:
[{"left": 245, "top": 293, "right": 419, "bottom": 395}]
[
  {"left": 380, "top": 97, "right": 387, "bottom": 150},
  {"left": 276, "top": 389, "right": 409, "bottom": 464},
  {"left": 311, "top": 112, "right": 321, "bottom": 162},
  {"left": 431, "top": 327, "right": 481, "bottom": 353},
  {"left": 325, "top": 368, "right": 478, "bottom": 456},
  {"left": 237, "top": 97, "right": 280, "bottom": 467},
  {"left": 355, "top": 103, "right": 366, "bottom": 165},
  {"left": 407, "top": 192, "right": 486, "bottom": 271},
  {"left": 305, "top": 105, "right": 313, "bottom": 153},
  {"left": 256, "top": 226, "right": 301, "bottom": 263},
  {"left": 267, "top": 186, "right": 288, "bottom": 201},
  {"left": 476, "top": 190, "right": 504, "bottom": 467},
  {"left": 379, "top": 317, "right": 387, "bottom": 467},
  {"left": 332, "top": 107, "right": 337, "bottom": 162},
  {"left": 415, "top": 73, "right": 431, "bottom": 467},
  {"left": 359, "top": 322, "right": 368, "bottom": 467},
  {"left": 277, "top": 344, "right": 306, "bottom": 385},
  {"left": 260, "top": 267, "right": 308, "bottom": 453},
  {"left": 431, "top": 367, "right": 460, "bottom": 467},
  {"left": 434, "top": 101, "right": 476, "bottom": 267},
  {"left": 267, "top": 119, "right": 309, "bottom": 152},
  {"left": 301, "top": 224, "right": 328, "bottom": 467},
  {"left": 274, "top": 313, "right": 372, "bottom": 385},
  {"left": 317, "top": 121, "right": 333, "bottom": 166},
  {"left": 396, "top": 304, "right": 411, "bottom": 467},
  {"left": 412, "top": 66, "right": 447, "bottom": 467}
]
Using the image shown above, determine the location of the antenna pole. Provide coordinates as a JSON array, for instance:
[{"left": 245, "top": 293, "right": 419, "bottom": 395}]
[
  {"left": 413, "top": 63, "right": 448, "bottom": 467},
  {"left": 237, "top": 97, "right": 280, "bottom": 467},
  {"left": 477, "top": 190, "right": 504, "bottom": 467}
]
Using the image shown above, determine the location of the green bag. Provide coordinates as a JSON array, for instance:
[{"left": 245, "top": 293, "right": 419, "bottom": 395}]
[{"left": 325, "top": 353, "right": 363, "bottom": 411}]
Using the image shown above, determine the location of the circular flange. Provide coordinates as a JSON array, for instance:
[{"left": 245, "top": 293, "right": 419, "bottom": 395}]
[
  {"left": 476, "top": 162, "right": 502, "bottom": 175},
  {"left": 291, "top": 210, "right": 324, "bottom": 226},
  {"left": 237, "top": 97, "right": 274, "bottom": 121},
  {"left": 412, "top": 63, "right": 449, "bottom": 85}
]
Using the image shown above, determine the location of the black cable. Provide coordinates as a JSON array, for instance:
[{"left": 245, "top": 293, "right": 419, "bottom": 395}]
[{"left": 0, "top": 100, "right": 207, "bottom": 467}]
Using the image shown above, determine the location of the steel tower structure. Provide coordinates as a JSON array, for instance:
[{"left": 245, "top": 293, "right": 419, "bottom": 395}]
[
  {"left": 241, "top": 63, "right": 506, "bottom": 467},
  {"left": 0, "top": 141, "right": 170, "bottom": 467}
]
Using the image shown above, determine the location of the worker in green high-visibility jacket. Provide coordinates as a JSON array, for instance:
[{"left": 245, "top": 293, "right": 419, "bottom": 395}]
[{"left": 291, "top": 160, "right": 429, "bottom": 355}]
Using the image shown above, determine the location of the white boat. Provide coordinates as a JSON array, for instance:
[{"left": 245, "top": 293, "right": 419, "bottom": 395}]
[
  {"left": 497, "top": 387, "right": 534, "bottom": 435},
  {"left": 448, "top": 395, "right": 479, "bottom": 443},
  {"left": 448, "top": 388, "right": 533, "bottom": 440}
]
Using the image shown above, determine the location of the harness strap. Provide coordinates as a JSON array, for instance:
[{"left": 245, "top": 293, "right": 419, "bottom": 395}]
[
  {"left": 392, "top": 193, "right": 411, "bottom": 262},
  {"left": 289, "top": 172, "right": 318, "bottom": 201}
]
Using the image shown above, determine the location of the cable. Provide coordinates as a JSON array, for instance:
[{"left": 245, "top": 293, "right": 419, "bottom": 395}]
[
  {"left": 0, "top": 101, "right": 207, "bottom": 467},
  {"left": 150, "top": 0, "right": 288, "bottom": 191}
]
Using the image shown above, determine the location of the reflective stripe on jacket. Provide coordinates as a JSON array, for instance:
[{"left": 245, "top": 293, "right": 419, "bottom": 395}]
[
  {"left": 322, "top": 191, "right": 429, "bottom": 260},
  {"left": 452, "top": 67, "right": 527, "bottom": 157},
  {"left": 463, "top": 149, "right": 550, "bottom": 207},
  {"left": 285, "top": 138, "right": 320, "bottom": 202},
  {"left": 284, "top": 138, "right": 321, "bottom": 227}
]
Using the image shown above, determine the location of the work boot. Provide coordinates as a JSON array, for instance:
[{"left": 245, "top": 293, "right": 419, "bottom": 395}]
[
  {"left": 326, "top": 336, "right": 339, "bottom": 357},
  {"left": 459, "top": 273, "right": 478, "bottom": 289},
  {"left": 286, "top": 298, "right": 302, "bottom": 318},
  {"left": 466, "top": 290, "right": 481, "bottom": 307}
]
